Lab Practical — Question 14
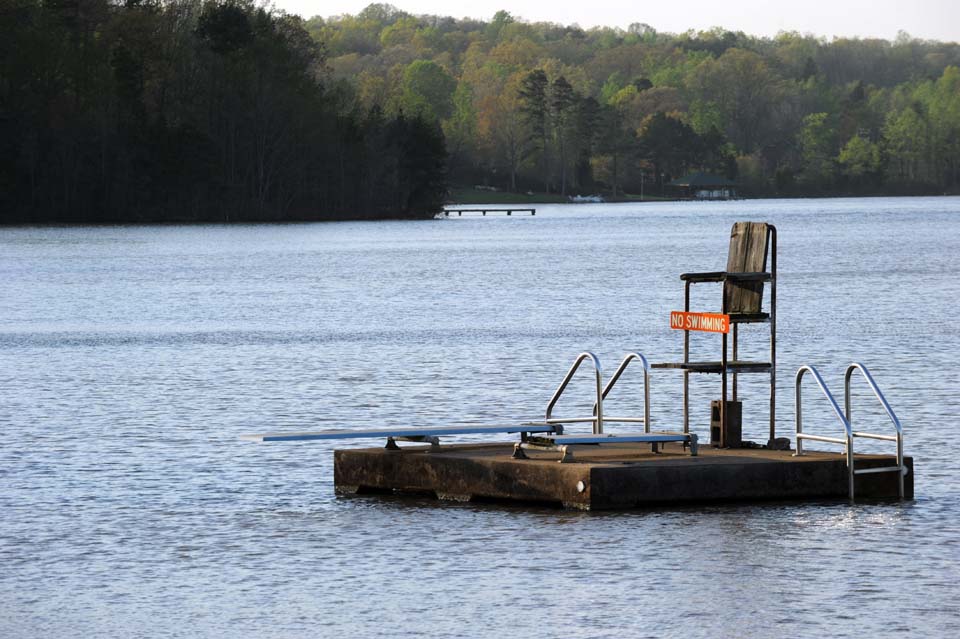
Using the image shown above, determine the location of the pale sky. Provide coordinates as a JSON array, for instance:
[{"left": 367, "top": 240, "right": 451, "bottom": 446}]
[{"left": 273, "top": 0, "right": 960, "bottom": 42}]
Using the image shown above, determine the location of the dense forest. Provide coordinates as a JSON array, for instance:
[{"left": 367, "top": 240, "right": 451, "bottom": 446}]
[
  {"left": 310, "top": 4, "right": 960, "bottom": 199},
  {"left": 2, "top": 3, "right": 960, "bottom": 224},
  {"left": 0, "top": 0, "right": 446, "bottom": 223}
]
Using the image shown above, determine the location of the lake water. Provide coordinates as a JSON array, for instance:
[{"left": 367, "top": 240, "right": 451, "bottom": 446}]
[{"left": 2, "top": 197, "right": 959, "bottom": 638}]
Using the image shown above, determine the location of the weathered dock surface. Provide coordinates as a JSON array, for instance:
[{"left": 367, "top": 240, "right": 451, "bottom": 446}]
[{"left": 335, "top": 442, "right": 912, "bottom": 510}]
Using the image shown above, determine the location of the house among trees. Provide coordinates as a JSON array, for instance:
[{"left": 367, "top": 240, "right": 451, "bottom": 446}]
[{"left": 668, "top": 172, "right": 739, "bottom": 199}]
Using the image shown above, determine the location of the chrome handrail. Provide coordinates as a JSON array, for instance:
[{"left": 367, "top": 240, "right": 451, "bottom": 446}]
[
  {"left": 593, "top": 352, "right": 651, "bottom": 433},
  {"left": 545, "top": 352, "right": 604, "bottom": 434},
  {"left": 795, "top": 364, "right": 906, "bottom": 501},
  {"left": 845, "top": 363, "right": 905, "bottom": 499},
  {"left": 795, "top": 365, "right": 855, "bottom": 499}
]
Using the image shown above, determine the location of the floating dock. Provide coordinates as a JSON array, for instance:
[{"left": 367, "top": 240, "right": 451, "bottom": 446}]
[
  {"left": 334, "top": 441, "right": 912, "bottom": 510},
  {"left": 244, "top": 222, "right": 912, "bottom": 510}
]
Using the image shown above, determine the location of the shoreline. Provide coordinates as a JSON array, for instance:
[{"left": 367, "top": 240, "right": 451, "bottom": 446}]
[
  {"left": 448, "top": 188, "right": 958, "bottom": 207},
  {"left": 4, "top": 193, "right": 958, "bottom": 228}
]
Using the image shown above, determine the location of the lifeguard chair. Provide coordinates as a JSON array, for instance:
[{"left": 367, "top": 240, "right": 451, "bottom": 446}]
[{"left": 653, "top": 222, "right": 777, "bottom": 447}]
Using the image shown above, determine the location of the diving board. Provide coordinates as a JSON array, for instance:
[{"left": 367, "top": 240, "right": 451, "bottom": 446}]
[{"left": 241, "top": 422, "right": 557, "bottom": 446}]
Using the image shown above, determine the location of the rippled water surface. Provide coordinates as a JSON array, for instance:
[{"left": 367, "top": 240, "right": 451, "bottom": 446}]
[{"left": 2, "top": 198, "right": 959, "bottom": 638}]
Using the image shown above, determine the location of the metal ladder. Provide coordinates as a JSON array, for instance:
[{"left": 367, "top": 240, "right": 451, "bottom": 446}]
[
  {"left": 543, "top": 351, "right": 654, "bottom": 435},
  {"left": 794, "top": 362, "right": 906, "bottom": 500},
  {"left": 596, "top": 352, "right": 652, "bottom": 433},
  {"left": 544, "top": 351, "right": 605, "bottom": 434},
  {"left": 521, "top": 351, "right": 696, "bottom": 462}
]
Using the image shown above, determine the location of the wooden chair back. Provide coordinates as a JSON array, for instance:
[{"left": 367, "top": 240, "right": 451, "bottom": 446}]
[{"left": 724, "top": 222, "right": 770, "bottom": 315}]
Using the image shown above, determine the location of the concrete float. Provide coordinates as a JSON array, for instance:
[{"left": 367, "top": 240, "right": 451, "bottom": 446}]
[{"left": 333, "top": 441, "right": 912, "bottom": 510}]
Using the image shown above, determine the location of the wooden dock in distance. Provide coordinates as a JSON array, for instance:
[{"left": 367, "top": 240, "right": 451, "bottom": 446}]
[
  {"left": 442, "top": 208, "right": 535, "bottom": 216},
  {"left": 334, "top": 442, "right": 912, "bottom": 510}
]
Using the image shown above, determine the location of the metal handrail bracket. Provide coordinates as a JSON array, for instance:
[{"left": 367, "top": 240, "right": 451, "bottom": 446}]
[{"left": 545, "top": 352, "right": 604, "bottom": 435}]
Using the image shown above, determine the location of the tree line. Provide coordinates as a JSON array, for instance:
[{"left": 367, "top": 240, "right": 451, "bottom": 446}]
[
  {"left": 0, "top": 0, "right": 447, "bottom": 224},
  {"left": 4, "top": 2, "right": 959, "bottom": 226},
  {"left": 311, "top": 4, "right": 960, "bottom": 197}
]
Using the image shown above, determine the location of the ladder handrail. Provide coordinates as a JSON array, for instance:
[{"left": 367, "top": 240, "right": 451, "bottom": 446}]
[
  {"left": 844, "top": 362, "right": 905, "bottom": 498},
  {"left": 796, "top": 363, "right": 907, "bottom": 501},
  {"left": 795, "top": 365, "right": 852, "bottom": 444},
  {"left": 593, "top": 352, "right": 651, "bottom": 434},
  {"left": 844, "top": 363, "right": 902, "bottom": 435},
  {"left": 545, "top": 352, "right": 604, "bottom": 434},
  {"left": 795, "top": 364, "right": 855, "bottom": 499}
]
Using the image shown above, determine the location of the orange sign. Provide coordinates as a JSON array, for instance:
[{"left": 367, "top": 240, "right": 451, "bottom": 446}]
[{"left": 670, "top": 311, "right": 730, "bottom": 334}]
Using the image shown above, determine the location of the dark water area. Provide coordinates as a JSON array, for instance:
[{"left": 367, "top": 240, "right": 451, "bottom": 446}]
[{"left": 2, "top": 197, "right": 959, "bottom": 637}]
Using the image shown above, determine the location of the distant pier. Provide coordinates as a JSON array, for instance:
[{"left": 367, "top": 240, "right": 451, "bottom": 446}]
[{"left": 442, "top": 208, "right": 536, "bottom": 216}]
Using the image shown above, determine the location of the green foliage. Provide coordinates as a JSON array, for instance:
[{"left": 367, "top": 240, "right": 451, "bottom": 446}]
[
  {"left": 379, "top": 15, "right": 419, "bottom": 48},
  {"left": 518, "top": 68, "right": 550, "bottom": 189},
  {"left": 637, "top": 112, "right": 726, "bottom": 191},
  {"left": 838, "top": 135, "right": 882, "bottom": 179},
  {"left": 550, "top": 75, "right": 578, "bottom": 194},
  {"left": 880, "top": 66, "right": 960, "bottom": 187},
  {"left": 401, "top": 59, "right": 457, "bottom": 120},
  {"left": 686, "top": 48, "right": 783, "bottom": 152},
  {"left": 677, "top": 28, "right": 752, "bottom": 57},
  {"left": 486, "top": 10, "right": 515, "bottom": 42},
  {"left": 12, "top": 2, "right": 960, "bottom": 218},
  {"left": 381, "top": 114, "right": 448, "bottom": 214},
  {"left": 519, "top": 68, "right": 549, "bottom": 140},
  {"left": 688, "top": 99, "right": 723, "bottom": 135},
  {"left": 627, "top": 23, "right": 658, "bottom": 44},
  {"left": 358, "top": 3, "right": 407, "bottom": 24},
  {"left": 196, "top": 1, "right": 253, "bottom": 54},
  {"left": 443, "top": 81, "right": 477, "bottom": 171},
  {"left": 599, "top": 73, "right": 624, "bottom": 105},
  {"left": 883, "top": 106, "right": 925, "bottom": 182},
  {"left": 799, "top": 112, "right": 837, "bottom": 183},
  {"left": 0, "top": 0, "right": 447, "bottom": 222}
]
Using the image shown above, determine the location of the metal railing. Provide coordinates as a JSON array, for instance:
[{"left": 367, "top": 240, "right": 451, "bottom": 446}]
[
  {"left": 845, "top": 363, "right": 905, "bottom": 498},
  {"left": 545, "top": 352, "right": 604, "bottom": 434},
  {"left": 794, "top": 363, "right": 906, "bottom": 500},
  {"left": 593, "top": 352, "right": 652, "bottom": 433}
]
